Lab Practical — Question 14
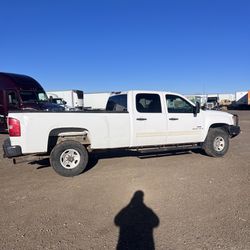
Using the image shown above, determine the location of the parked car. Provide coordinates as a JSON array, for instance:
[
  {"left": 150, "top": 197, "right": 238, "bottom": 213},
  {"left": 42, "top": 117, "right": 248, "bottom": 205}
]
[
  {"left": 3, "top": 90, "right": 240, "bottom": 177},
  {"left": 48, "top": 96, "right": 71, "bottom": 110}
]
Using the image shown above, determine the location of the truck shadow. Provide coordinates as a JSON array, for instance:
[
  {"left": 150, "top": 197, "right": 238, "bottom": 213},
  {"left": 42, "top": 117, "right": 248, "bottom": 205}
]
[
  {"left": 29, "top": 155, "right": 98, "bottom": 173},
  {"left": 30, "top": 149, "right": 195, "bottom": 173}
]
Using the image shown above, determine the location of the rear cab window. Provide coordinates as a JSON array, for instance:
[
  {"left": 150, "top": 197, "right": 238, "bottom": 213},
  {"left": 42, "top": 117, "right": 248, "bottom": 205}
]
[
  {"left": 106, "top": 94, "right": 127, "bottom": 111},
  {"left": 136, "top": 93, "right": 162, "bottom": 113}
]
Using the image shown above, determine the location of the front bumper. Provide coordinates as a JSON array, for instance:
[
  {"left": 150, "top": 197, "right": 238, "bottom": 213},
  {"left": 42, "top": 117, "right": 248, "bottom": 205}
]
[
  {"left": 228, "top": 125, "right": 241, "bottom": 138},
  {"left": 3, "top": 138, "right": 22, "bottom": 158}
]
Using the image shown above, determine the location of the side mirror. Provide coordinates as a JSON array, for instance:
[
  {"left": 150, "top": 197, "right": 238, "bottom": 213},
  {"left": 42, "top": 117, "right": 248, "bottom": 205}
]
[
  {"left": 194, "top": 101, "right": 200, "bottom": 116},
  {"left": 63, "top": 101, "right": 67, "bottom": 105}
]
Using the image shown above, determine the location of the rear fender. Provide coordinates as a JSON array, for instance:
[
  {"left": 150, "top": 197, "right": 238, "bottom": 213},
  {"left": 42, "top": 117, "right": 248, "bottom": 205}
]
[{"left": 47, "top": 127, "right": 90, "bottom": 153}]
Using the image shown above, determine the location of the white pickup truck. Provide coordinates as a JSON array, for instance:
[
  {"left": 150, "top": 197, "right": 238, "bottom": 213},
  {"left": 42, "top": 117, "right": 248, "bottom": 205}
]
[{"left": 3, "top": 90, "right": 240, "bottom": 177}]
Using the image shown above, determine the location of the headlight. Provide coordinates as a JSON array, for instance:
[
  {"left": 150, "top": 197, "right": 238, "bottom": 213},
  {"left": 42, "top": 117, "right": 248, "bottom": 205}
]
[{"left": 232, "top": 114, "right": 239, "bottom": 126}]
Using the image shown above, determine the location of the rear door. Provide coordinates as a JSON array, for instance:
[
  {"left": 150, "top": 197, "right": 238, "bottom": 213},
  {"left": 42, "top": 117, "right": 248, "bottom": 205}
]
[
  {"left": 165, "top": 94, "right": 204, "bottom": 144},
  {"left": 132, "top": 93, "right": 167, "bottom": 146}
]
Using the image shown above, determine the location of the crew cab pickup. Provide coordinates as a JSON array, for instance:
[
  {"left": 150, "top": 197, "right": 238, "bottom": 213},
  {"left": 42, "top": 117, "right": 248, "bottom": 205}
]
[{"left": 3, "top": 91, "right": 240, "bottom": 177}]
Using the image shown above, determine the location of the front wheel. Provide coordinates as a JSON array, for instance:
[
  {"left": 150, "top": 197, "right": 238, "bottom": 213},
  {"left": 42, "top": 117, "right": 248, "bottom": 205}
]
[
  {"left": 203, "top": 128, "right": 229, "bottom": 157},
  {"left": 50, "top": 140, "right": 89, "bottom": 177}
]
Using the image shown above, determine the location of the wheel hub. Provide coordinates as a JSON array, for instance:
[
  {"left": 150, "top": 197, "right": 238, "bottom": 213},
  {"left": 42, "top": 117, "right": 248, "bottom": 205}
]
[
  {"left": 213, "top": 136, "right": 225, "bottom": 152},
  {"left": 60, "top": 149, "right": 81, "bottom": 169},
  {"left": 67, "top": 155, "right": 74, "bottom": 162}
]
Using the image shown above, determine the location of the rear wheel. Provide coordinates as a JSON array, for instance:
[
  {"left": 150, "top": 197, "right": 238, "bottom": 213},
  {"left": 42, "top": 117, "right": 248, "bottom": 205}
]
[
  {"left": 203, "top": 128, "right": 229, "bottom": 157},
  {"left": 50, "top": 140, "right": 88, "bottom": 177}
]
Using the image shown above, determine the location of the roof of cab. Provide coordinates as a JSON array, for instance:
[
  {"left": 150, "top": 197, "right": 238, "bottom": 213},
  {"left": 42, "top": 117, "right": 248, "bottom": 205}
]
[{"left": 0, "top": 72, "right": 44, "bottom": 90}]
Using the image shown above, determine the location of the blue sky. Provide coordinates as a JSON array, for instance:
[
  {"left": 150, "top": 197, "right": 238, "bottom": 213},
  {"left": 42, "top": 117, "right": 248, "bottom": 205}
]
[{"left": 0, "top": 0, "right": 249, "bottom": 94}]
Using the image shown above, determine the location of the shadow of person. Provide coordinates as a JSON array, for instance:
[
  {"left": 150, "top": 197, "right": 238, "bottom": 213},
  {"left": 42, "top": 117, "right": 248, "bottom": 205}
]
[{"left": 114, "top": 190, "right": 160, "bottom": 250}]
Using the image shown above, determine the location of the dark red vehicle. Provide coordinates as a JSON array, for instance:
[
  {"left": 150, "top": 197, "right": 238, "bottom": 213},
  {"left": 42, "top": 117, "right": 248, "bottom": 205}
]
[{"left": 0, "top": 72, "right": 64, "bottom": 132}]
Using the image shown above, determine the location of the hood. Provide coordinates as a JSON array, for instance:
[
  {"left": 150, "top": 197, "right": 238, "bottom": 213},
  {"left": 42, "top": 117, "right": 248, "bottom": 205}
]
[
  {"left": 202, "top": 109, "right": 234, "bottom": 125},
  {"left": 39, "top": 102, "right": 65, "bottom": 111},
  {"left": 203, "top": 109, "right": 233, "bottom": 117},
  {"left": 21, "top": 102, "right": 65, "bottom": 111}
]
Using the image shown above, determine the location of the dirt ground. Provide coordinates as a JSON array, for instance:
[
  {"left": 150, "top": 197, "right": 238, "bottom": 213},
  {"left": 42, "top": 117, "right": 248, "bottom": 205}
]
[{"left": 0, "top": 111, "right": 249, "bottom": 250}]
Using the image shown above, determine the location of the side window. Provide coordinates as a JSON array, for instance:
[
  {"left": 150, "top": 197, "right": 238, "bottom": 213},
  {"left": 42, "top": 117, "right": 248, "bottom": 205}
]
[
  {"left": 136, "top": 94, "right": 162, "bottom": 113},
  {"left": 106, "top": 94, "right": 127, "bottom": 111},
  {"left": 166, "top": 95, "right": 194, "bottom": 113},
  {"left": 7, "top": 91, "right": 19, "bottom": 108}
]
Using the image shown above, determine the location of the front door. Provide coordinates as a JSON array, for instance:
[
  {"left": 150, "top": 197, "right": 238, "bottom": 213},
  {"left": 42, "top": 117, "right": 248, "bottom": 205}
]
[
  {"left": 165, "top": 94, "right": 204, "bottom": 144},
  {"left": 133, "top": 93, "right": 167, "bottom": 147}
]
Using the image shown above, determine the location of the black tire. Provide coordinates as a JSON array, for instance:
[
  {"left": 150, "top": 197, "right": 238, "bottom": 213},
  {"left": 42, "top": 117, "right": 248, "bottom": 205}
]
[
  {"left": 50, "top": 140, "right": 89, "bottom": 177},
  {"left": 203, "top": 127, "right": 229, "bottom": 157}
]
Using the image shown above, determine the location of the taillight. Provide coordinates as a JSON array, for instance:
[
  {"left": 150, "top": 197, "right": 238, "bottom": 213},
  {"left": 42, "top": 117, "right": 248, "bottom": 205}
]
[{"left": 8, "top": 118, "right": 21, "bottom": 137}]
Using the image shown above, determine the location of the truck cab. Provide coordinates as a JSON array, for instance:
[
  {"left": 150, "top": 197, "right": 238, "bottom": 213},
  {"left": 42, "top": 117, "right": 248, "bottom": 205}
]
[
  {"left": 0, "top": 72, "right": 64, "bottom": 132},
  {"left": 106, "top": 91, "right": 238, "bottom": 147}
]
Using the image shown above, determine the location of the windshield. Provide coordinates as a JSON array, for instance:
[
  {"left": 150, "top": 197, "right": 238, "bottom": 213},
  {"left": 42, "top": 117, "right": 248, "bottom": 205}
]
[
  {"left": 20, "top": 91, "right": 48, "bottom": 103},
  {"left": 37, "top": 91, "right": 48, "bottom": 101}
]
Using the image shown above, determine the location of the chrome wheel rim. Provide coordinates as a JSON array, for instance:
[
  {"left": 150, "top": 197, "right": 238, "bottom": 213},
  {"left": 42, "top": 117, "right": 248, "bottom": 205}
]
[
  {"left": 213, "top": 136, "right": 225, "bottom": 152},
  {"left": 60, "top": 149, "right": 81, "bottom": 169}
]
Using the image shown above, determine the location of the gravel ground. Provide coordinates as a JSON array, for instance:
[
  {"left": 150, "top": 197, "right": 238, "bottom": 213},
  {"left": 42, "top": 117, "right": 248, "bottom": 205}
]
[{"left": 0, "top": 111, "right": 249, "bottom": 250}]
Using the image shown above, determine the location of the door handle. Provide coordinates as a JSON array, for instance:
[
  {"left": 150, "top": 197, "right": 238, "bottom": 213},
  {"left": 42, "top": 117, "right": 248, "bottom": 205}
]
[
  {"left": 136, "top": 118, "right": 147, "bottom": 121},
  {"left": 169, "top": 118, "right": 179, "bottom": 121}
]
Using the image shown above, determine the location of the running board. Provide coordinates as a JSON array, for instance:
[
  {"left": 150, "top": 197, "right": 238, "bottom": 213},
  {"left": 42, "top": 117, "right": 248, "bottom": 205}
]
[{"left": 136, "top": 144, "right": 201, "bottom": 154}]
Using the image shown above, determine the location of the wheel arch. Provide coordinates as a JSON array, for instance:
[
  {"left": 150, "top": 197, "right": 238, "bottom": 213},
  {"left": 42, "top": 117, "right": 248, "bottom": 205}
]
[
  {"left": 209, "top": 123, "right": 229, "bottom": 130},
  {"left": 202, "top": 122, "right": 230, "bottom": 142},
  {"left": 47, "top": 127, "right": 91, "bottom": 153},
  {"left": 209, "top": 123, "right": 231, "bottom": 134}
]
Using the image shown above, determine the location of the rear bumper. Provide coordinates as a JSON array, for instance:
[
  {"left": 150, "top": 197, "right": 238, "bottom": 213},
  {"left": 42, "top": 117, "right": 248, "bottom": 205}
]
[
  {"left": 228, "top": 125, "right": 241, "bottom": 138},
  {"left": 3, "top": 138, "right": 22, "bottom": 158}
]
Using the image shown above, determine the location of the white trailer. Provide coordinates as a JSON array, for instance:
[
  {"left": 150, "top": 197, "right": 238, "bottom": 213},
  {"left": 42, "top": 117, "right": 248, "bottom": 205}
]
[
  {"left": 84, "top": 92, "right": 111, "bottom": 110},
  {"left": 47, "top": 90, "right": 84, "bottom": 110}
]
